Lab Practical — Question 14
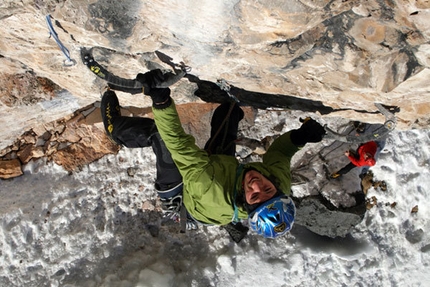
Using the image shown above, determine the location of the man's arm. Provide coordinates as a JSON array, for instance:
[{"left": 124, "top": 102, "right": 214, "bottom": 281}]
[
  {"left": 263, "top": 118, "right": 325, "bottom": 194},
  {"left": 151, "top": 100, "right": 210, "bottom": 182},
  {"left": 135, "top": 70, "right": 211, "bottom": 181},
  {"left": 265, "top": 132, "right": 299, "bottom": 162},
  {"left": 265, "top": 117, "right": 325, "bottom": 163},
  {"left": 347, "top": 154, "right": 362, "bottom": 166}
]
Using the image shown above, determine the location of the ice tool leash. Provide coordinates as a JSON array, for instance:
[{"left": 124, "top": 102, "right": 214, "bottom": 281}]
[{"left": 45, "top": 15, "right": 76, "bottom": 66}]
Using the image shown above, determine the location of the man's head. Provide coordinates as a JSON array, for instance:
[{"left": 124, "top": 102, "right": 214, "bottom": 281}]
[
  {"left": 363, "top": 152, "right": 373, "bottom": 161},
  {"left": 243, "top": 170, "right": 278, "bottom": 205},
  {"left": 363, "top": 152, "right": 376, "bottom": 166},
  {"left": 242, "top": 169, "right": 296, "bottom": 238}
]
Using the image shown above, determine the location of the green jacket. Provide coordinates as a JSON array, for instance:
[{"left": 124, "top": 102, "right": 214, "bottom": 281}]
[{"left": 152, "top": 101, "right": 299, "bottom": 225}]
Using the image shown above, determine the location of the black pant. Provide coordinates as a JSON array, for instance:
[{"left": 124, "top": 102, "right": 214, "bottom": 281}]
[
  {"left": 107, "top": 116, "right": 182, "bottom": 191},
  {"left": 110, "top": 116, "right": 157, "bottom": 148},
  {"left": 337, "top": 162, "right": 356, "bottom": 176},
  {"left": 204, "top": 102, "right": 244, "bottom": 156}
]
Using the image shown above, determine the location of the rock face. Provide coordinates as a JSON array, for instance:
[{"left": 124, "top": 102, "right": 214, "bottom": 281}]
[
  {"left": 0, "top": 159, "right": 22, "bottom": 179},
  {"left": 294, "top": 194, "right": 367, "bottom": 238},
  {"left": 0, "top": 102, "right": 120, "bottom": 177},
  {"left": 0, "top": 0, "right": 429, "bottom": 238},
  {"left": 0, "top": 0, "right": 430, "bottom": 151}
]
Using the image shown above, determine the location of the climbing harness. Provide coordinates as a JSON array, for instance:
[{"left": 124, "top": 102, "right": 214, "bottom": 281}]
[
  {"left": 45, "top": 15, "right": 76, "bottom": 66},
  {"left": 324, "top": 103, "right": 397, "bottom": 143},
  {"left": 81, "top": 47, "right": 187, "bottom": 94}
]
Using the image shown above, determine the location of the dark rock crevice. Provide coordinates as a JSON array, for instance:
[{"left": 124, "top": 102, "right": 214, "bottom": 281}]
[{"left": 186, "top": 73, "right": 401, "bottom": 117}]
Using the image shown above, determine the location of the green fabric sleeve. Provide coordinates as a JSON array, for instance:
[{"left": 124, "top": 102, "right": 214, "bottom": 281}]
[
  {"left": 262, "top": 132, "right": 300, "bottom": 196},
  {"left": 152, "top": 101, "right": 210, "bottom": 182}
]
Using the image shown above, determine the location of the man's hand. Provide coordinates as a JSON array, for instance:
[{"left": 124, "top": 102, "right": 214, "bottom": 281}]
[
  {"left": 136, "top": 69, "right": 166, "bottom": 93},
  {"left": 136, "top": 70, "right": 172, "bottom": 108},
  {"left": 290, "top": 117, "right": 326, "bottom": 146}
]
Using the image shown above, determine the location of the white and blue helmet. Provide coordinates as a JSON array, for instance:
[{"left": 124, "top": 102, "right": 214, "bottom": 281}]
[{"left": 248, "top": 195, "right": 296, "bottom": 238}]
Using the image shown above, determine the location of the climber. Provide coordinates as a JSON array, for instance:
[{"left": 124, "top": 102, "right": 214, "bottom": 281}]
[
  {"left": 330, "top": 140, "right": 385, "bottom": 179},
  {"left": 101, "top": 69, "right": 326, "bottom": 240},
  {"left": 100, "top": 89, "right": 185, "bottom": 219},
  {"left": 101, "top": 70, "right": 325, "bottom": 242}
]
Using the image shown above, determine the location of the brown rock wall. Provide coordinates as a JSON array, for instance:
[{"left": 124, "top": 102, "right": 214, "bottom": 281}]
[{"left": 0, "top": 159, "right": 22, "bottom": 179}]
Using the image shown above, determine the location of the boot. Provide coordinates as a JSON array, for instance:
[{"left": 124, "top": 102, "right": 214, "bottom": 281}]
[
  {"left": 100, "top": 90, "right": 121, "bottom": 139},
  {"left": 157, "top": 182, "right": 198, "bottom": 232}
]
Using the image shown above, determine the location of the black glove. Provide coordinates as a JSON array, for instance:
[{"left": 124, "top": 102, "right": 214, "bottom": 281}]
[
  {"left": 136, "top": 70, "right": 171, "bottom": 109},
  {"left": 290, "top": 117, "right": 326, "bottom": 146},
  {"left": 136, "top": 69, "right": 165, "bottom": 88}
]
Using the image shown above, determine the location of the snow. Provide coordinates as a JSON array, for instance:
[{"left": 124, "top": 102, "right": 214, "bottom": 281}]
[{"left": 1, "top": 109, "right": 429, "bottom": 287}]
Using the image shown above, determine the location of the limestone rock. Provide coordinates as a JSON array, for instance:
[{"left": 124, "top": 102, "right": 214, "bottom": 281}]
[
  {"left": 45, "top": 113, "right": 121, "bottom": 171},
  {"left": 17, "top": 144, "right": 34, "bottom": 164},
  {"left": 0, "top": 159, "right": 23, "bottom": 179},
  {"left": 51, "top": 133, "right": 118, "bottom": 172},
  {"left": 0, "top": 0, "right": 429, "bottom": 151},
  {"left": 0, "top": 101, "right": 121, "bottom": 172},
  {"left": 294, "top": 194, "right": 366, "bottom": 238}
]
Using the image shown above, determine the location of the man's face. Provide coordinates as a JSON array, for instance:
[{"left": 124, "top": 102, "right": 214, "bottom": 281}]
[{"left": 243, "top": 170, "right": 277, "bottom": 205}]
